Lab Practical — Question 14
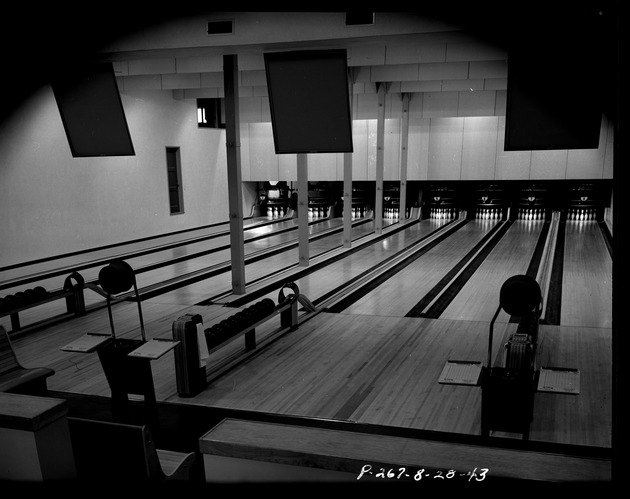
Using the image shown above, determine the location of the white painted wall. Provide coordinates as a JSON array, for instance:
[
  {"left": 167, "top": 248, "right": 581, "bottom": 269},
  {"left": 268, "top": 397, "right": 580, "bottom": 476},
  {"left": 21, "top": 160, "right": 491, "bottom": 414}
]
[
  {"left": 0, "top": 86, "right": 233, "bottom": 266},
  {"left": 0, "top": 83, "right": 614, "bottom": 267}
]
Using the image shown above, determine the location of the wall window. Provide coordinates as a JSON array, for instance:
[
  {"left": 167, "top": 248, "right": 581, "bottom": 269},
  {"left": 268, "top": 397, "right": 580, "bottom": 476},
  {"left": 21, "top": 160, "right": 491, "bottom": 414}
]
[
  {"left": 197, "top": 98, "right": 225, "bottom": 129},
  {"left": 166, "top": 147, "right": 184, "bottom": 214}
]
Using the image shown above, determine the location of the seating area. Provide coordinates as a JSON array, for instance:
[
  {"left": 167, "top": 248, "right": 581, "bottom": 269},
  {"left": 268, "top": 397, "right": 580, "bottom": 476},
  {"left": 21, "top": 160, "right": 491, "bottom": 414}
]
[
  {"left": 199, "top": 418, "right": 611, "bottom": 484},
  {"left": 0, "top": 325, "right": 54, "bottom": 395}
]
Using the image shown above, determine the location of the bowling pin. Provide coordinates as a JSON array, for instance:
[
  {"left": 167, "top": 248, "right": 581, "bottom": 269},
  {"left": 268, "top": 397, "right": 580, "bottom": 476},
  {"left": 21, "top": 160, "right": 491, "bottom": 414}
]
[{"left": 267, "top": 207, "right": 273, "bottom": 218}]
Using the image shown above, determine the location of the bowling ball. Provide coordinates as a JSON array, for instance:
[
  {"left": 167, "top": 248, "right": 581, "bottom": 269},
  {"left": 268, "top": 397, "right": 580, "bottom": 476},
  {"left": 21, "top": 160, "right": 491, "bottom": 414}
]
[
  {"left": 13, "top": 292, "right": 27, "bottom": 308},
  {"left": 500, "top": 275, "right": 541, "bottom": 316},
  {"left": 249, "top": 302, "right": 265, "bottom": 319},
  {"left": 24, "top": 288, "right": 38, "bottom": 304},
  {"left": 218, "top": 319, "right": 236, "bottom": 336},
  {"left": 205, "top": 324, "right": 224, "bottom": 347},
  {"left": 239, "top": 308, "right": 254, "bottom": 326},
  {"left": 3, "top": 294, "right": 16, "bottom": 311},
  {"left": 98, "top": 260, "right": 135, "bottom": 295},
  {"left": 259, "top": 298, "right": 275, "bottom": 315},
  {"left": 33, "top": 286, "right": 48, "bottom": 299}
]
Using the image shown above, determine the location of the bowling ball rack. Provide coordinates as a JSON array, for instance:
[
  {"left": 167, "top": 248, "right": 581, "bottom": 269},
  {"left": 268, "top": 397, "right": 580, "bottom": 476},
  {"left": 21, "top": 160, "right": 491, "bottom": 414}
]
[
  {"left": 59, "top": 260, "right": 170, "bottom": 427},
  {"left": 173, "top": 282, "right": 306, "bottom": 393},
  {"left": 0, "top": 272, "right": 86, "bottom": 335}
]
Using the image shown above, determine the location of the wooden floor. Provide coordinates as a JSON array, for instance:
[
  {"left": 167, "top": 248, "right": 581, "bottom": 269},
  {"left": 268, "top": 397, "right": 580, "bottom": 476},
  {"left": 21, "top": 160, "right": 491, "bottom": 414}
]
[{"left": 5, "top": 215, "right": 613, "bottom": 457}]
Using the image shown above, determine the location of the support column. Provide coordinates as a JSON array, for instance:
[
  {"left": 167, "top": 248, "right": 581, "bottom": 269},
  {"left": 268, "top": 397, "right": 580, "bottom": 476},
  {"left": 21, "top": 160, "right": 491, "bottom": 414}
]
[
  {"left": 343, "top": 152, "right": 353, "bottom": 248},
  {"left": 375, "top": 83, "right": 386, "bottom": 234},
  {"left": 297, "top": 153, "right": 309, "bottom": 266},
  {"left": 400, "top": 93, "right": 410, "bottom": 221},
  {"left": 343, "top": 70, "right": 355, "bottom": 248},
  {"left": 223, "top": 54, "right": 246, "bottom": 294}
]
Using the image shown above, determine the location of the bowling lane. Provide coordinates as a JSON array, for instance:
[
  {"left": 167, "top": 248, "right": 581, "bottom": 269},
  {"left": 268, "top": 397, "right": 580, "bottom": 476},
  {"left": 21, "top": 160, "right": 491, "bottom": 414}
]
[
  {"left": 1, "top": 217, "right": 341, "bottom": 297},
  {"left": 438, "top": 219, "right": 546, "bottom": 323},
  {"left": 560, "top": 220, "right": 612, "bottom": 328},
  {"left": 233, "top": 217, "right": 454, "bottom": 307},
  {"left": 340, "top": 219, "right": 500, "bottom": 317},
  {"left": 0, "top": 216, "right": 376, "bottom": 331},
  {"left": 0, "top": 216, "right": 295, "bottom": 287},
  {"left": 165, "top": 217, "right": 402, "bottom": 305}
]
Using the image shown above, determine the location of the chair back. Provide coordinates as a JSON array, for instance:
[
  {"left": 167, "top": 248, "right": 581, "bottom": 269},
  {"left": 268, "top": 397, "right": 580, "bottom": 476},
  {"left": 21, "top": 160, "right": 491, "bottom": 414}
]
[{"left": 68, "top": 417, "right": 164, "bottom": 481}]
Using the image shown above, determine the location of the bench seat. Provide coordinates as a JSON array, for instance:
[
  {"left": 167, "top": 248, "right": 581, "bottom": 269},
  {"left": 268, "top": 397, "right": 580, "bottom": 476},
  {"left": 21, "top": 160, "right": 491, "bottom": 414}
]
[
  {"left": 1, "top": 326, "right": 54, "bottom": 395},
  {"left": 199, "top": 418, "right": 611, "bottom": 484},
  {"left": 67, "top": 417, "right": 197, "bottom": 482}
]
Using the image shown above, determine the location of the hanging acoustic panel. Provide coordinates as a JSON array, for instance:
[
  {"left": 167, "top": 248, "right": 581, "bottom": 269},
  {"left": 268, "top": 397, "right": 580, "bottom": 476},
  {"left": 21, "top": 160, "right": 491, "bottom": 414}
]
[{"left": 264, "top": 49, "right": 353, "bottom": 154}]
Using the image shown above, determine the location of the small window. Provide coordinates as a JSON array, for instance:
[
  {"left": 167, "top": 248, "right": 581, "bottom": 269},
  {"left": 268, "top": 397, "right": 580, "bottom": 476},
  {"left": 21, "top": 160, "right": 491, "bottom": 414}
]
[
  {"left": 166, "top": 147, "right": 184, "bottom": 214},
  {"left": 197, "top": 98, "right": 225, "bottom": 129}
]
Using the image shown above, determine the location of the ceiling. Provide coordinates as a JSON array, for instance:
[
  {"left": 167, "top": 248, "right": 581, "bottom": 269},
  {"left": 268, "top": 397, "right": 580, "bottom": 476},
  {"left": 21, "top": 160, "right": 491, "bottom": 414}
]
[{"left": 0, "top": 4, "right": 619, "bottom": 124}]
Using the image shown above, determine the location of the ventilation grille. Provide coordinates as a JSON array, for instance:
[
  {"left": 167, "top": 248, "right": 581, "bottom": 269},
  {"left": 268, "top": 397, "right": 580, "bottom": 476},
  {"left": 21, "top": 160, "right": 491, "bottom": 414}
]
[
  {"left": 207, "top": 20, "right": 233, "bottom": 35},
  {"left": 345, "top": 12, "right": 375, "bottom": 26}
]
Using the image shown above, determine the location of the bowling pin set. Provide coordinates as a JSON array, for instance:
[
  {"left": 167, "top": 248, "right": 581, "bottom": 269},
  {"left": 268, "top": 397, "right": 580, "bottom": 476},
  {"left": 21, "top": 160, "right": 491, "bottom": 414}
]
[
  {"left": 516, "top": 208, "right": 545, "bottom": 220},
  {"left": 384, "top": 207, "right": 401, "bottom": 219},
  {"left": 308, "top": 206, "right": 329, "bottom": 219},
  {"left": 567, "top": 207, "right": 596, "bottom": 221},
  {"left": 267, "top": 205, "right": 287, "bottom": 219},
  {"left": 347, "top": 206, "right": 366, "bottom": 219},
  {"left": 429, "top": 208, "right": 457, "bottom": 220},
  {"left": 475, "top": 207, "right": 503, "bottom": 220}
]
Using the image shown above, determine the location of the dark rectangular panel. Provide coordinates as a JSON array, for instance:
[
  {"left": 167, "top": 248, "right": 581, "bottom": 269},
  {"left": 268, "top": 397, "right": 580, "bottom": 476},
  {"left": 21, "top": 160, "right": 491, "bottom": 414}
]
[
  {"left": 504, "top": 12, "right": 606, "bottom": 151},
  {"left": 52, "top": 63, "right": 135, "bottom": 157},
  {"left": 264, "top": 49, "right": 353, "bottom": 154}
]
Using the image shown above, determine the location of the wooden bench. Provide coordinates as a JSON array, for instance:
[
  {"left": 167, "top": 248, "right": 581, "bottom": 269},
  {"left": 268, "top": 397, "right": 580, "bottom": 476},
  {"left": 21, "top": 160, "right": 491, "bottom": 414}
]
[
  {"left": 67, "top": 417, "right": 197, "bottom": 482},
  {"left": 199, "top": 418, "right": 611, "bottom": 484},
  {"left": 0, "top": 326, "right": 54, "bottom": 395}
]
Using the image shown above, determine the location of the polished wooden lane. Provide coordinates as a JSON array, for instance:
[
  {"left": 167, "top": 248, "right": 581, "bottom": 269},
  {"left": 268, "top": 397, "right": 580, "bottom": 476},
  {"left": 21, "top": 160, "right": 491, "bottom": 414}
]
[
  {"left": 13, "top": 299, "right": 609, "bottom": 448},
  {"left": 149, "top": 217, "right": 400, "bottom": 306},
  {"left": 533, "top": 322, "right": 612, "bottom": 447},
  {"left": 340, "top": 219, "right": 499, "bottom": 317},
  {"left": 214, "top": 217, "right": 452, "bottom": 308},
  {"left": 439, "top": 219, "right": 546, "bottom": 323},
  {"left": 1, "top": 217, "right": 328, "bottom": 298},
  {"left": 5, "top": 211, "right": 613, "bottom": 459},
  {"left": 0, "top": 216, "right": 278, "bottom": 284},
  {"left": 184, "top": 313, "right": 610, "bottom": 448},
  {"left": 1, "top": 216, "right": 384, "bottom": 331},
  {"left": 561, "top": 220, "right": 612, "bottom": 328}
]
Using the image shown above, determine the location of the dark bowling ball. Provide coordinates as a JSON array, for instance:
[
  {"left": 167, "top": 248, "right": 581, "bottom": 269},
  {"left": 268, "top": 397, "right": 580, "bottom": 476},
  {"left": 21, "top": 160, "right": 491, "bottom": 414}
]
[
  {"left": 99, "top": 260, "right": 135, "bottom": 295},
  {"left": 205, "top": 324, "right": 224, "bottom": 347},
  {"left": 33, "top": 286, "right": 48, "bottom": 299},
  {"left": 249, "top": 302, "right": 265, "bottom": 320},
  {"left": 219, "top": 319, "right": 235, "bottom": 336},
  {"left": 24, "top": 288, "right": 38, "bottom": 304},
  {"left": 239, "top": 308, "right": 254, "bottom": 326},
  {"left": 13, "top": 292, "right": 27, "bottom": 308},
  {"left": 3, "top": 295, "right": 16, "bottom": 311},
  {"left": 500, "top": 275, "right": 541, "bottom": 316},
  {"left": 232, "top": 311, "right": 247, "bottom": 331},
  {"left": 226, "top": 315, "right": 242, "bottom": 333},
  {"left": 260, "top": 298, "right": 276, "bottom": 316}
]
